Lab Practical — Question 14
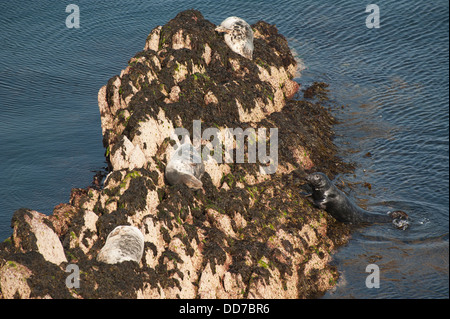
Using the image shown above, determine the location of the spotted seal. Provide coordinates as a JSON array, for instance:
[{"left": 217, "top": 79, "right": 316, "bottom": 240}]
[
  {"left": 306, "top": 172, "right": 409, "bottom": 229},
  {"left": 97, "top": 225, "right": 145, "bottom": 264},
  {"left": 165, "top": 141, "right": 205, "bottom": 189},
  {"left": 215, "top": 16, "right": 254, "bottom": 59}
]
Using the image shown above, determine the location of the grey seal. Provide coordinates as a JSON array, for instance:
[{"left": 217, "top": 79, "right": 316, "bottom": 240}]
[
  {"left": 165, "top": 142, "right": 205, "bottom": 189},
  {"left": 97, "top": 225, "right": 145, "bottom": 264},
  {"left": 306, "top": 172, "right": 409, "bottom": 229},
  {"left": 215, "top": 16, "right": 254, "bottom": 60}
]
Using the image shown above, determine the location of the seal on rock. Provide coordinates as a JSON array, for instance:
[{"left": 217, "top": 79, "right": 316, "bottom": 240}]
[
  {"left": 165, "top": 140, "right": 205, "bottom": 189},
  {"left": 215, "top": 16, "right": 254, "bottom": 59},
  {"left": 97, "top": 225, "right": 145, "bottom": 264},
  {"left": 306, "top": 172, "right": 409, "bottom": 229}
]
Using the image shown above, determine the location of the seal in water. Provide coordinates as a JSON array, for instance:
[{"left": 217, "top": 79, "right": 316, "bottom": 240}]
[
  {"left": 97, "top": 225, "right": 145, "bottom": 264},
  {"left": 165, "top": 141, "right": 205, "bottom": 189},
  {"left": 306, "top": 172, "right": 409, "bottom": 229},
  {"left": 215, "top": 16, "right": 254, "bottom": 60}
]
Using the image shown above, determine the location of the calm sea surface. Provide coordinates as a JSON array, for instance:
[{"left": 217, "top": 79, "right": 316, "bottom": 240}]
[{"left": 1, "top": 0, "right": 448, "bottom": 298}]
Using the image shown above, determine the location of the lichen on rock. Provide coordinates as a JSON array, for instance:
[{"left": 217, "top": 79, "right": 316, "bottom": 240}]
[{"left": 0, "top": 10, "right": 353, "bottom": 299}]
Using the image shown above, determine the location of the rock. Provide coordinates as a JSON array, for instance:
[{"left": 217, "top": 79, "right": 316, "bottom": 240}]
[
  {"left": 99, "top": 10, "right": 299, "bottom": 173},
  {"left": 1, "top": 10, "right": 353, "bottom": 299},
  {"left": 73, "top": 210, "right": 99, "bottom": 254},
  {"left": 144, "top": 26, "right": 162, "bottom": 51},
  {"left": 11, "top": 209, "right": 67, "bottom": 265},
  {"left": 110, "top": 135, "right": 147, "bottom": 171},
  {"left": 48, "top": 203, "right": 77, "bottom": 236},
  {"left": 0, "top": 261, "right": 32, "bottom": 299},
  {"left": 97, "top": 225, "right": 145, "bottom": 264}
]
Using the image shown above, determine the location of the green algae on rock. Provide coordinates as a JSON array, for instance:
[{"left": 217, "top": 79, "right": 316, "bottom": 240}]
[{"left": 0, "top": 10, "right": 352, "bottom": 299}]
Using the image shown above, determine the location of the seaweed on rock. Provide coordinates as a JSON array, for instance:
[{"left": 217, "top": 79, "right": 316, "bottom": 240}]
[{"left": 0, "top": 10, "right": 352, "bottom": 299}]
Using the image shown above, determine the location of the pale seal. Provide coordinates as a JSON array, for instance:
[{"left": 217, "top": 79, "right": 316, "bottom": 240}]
[
  {"left": 97, "top": 225, "right": 145, "bottom": 264},
  {"left": 306, "top": 172, "right": 409, "bottom": 229},
  {"left": 165, "top": 141, "right": 205, "bottom": 189},
  {"left": 215, "top": 16, "right": 254, "bottom": 59}
]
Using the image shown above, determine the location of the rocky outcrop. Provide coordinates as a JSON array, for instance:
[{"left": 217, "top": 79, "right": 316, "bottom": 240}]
[
  {"left": 0, "top": 10, "right": 351, "bottom": 299},
  {"left": 11, "top": 209, "right": 67, "bottom": 265}
]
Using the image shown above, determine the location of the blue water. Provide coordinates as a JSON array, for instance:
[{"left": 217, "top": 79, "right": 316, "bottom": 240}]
[{"left": 0, "top": 0, "right": 448, "bottom": 298}]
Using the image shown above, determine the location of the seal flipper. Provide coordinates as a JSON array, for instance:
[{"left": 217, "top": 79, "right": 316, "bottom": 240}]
[
  {"left": 299, "top": 191, "right": 312, "bottom": 196},
  {"left": 388, "top": 210, "right": 409, "bottom": 220},
  {"left": 313, "top": 199, "right": 327, "bottom": 210},
  {"left": 178, "top": 172, "right": 203, "bottom": 190},
  {"left": 359, "top": 210, "right": 410, "bottom": 229},
  {"left": 388, "top": 210, "right": 410, "bottom": 230}
]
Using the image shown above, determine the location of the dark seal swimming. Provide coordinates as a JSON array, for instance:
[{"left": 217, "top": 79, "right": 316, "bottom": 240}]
[{"left": 306, "top": 172, "right": 409, "bottom": 229}]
